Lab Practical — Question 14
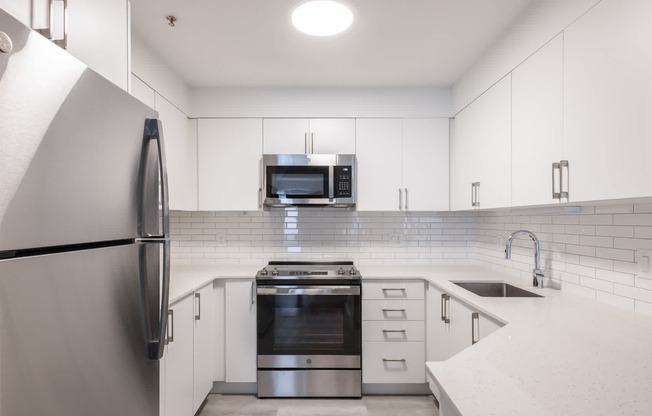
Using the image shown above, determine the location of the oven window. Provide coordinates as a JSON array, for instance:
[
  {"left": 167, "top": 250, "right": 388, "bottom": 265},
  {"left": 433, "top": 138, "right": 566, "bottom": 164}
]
[
  {"left": 257, "top": 293, "right": 361, "bottom": 356},
  {"left": 267, "top": 166, "right": 329, "bottom": 199}
]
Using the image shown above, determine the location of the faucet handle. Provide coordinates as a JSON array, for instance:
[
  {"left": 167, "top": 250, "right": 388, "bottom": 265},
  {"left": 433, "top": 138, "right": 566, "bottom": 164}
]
[{"left": 532, "top": 269, "right": 544, "bottom": 288}]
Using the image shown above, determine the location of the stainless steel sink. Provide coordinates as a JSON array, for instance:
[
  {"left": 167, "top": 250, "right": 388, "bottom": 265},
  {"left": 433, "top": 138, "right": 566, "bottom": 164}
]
[{"left": 453, "top": 282, "right": 543, "bottom": 298}]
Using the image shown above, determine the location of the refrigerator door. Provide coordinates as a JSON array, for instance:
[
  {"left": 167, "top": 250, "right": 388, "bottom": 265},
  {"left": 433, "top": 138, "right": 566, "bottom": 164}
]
[
  {"left": 0, "top": 9, "right": 162, "bottom": 251},
  {"left": 0, "top": 243, "right": 160, "bottom": 416}
]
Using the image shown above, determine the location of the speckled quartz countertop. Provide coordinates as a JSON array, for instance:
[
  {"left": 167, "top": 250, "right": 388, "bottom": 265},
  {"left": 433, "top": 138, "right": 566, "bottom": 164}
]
[{"left": 170, "top": 263, "right": 652, "bottom": 415}]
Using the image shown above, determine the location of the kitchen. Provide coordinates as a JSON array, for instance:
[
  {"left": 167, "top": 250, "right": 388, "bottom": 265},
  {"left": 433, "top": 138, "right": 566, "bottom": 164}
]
[{"left": 1, "top": 0, "right": 652, "bottom": 415}]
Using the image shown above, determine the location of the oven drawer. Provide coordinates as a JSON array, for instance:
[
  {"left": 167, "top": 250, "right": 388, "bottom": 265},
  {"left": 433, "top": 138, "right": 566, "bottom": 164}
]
[
  {"left": 362, "top": 342, "right": 425, "bottom": 384},
  {"left": 362, "top": 300, "right": 425, "bottom": 321},
  {"left": 363, "top": 280, "right": 425, "bottom": 300},
  {"left": 362, "top": 321, "right": 425, "bottom": 342}
]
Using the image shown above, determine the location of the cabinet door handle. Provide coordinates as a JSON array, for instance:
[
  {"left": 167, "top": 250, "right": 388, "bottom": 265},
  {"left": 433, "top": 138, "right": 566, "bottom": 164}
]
[
  {"left": 195, "top": 292, "right": 201, "bottom": 321},
  {"left": 471, "top": 312, "right": 479, "bottom": 345},
  {"left": 382, "top": 358, "right": 406, "bottom": 362},
  {"left": 552, "top": 162, "right": 561, "bottom": 200},
  {"left": 560, "top": 160, "right": 569, "bottom": 199},
  {"left": 311, "top": 133, "right": 314, "bottom": 154},
  {"left": 304, "top": 133, "right": 308, "bottom": 154},
  {"left": 405, "top": 188, "right": 409, "bottom": 211},
  {"left": 471, "top": 182, "right": 480, "bottom": 207},
  {"left": 382, "top": 329, "right": 406, "bottom": 333},
  {"left": 166, "top": 309, "right": 174, "bottom": 344},
  {"left": 251, "top": 281, "right": 255, "bottom": 305},
  {"left": 258, "top": 187, "right": 262, "bottom": 209},
  {"left": 398, "top": 188, "right": 403, "bottom": 210},
  {"left": 38, "top": 0, "right": 68, "bottom": 49},
  {"left": 441, "top": 294, "right": 450, "bottom": 323}
]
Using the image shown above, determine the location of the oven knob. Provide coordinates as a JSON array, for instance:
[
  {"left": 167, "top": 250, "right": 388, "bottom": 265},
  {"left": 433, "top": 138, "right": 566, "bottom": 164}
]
[
  {"left": 260, "top": 268, "right": 268, "bottom": 276},
  {"left": 338, "top": 267, "right": 345, "bottom": 275},
  {"left": 349, "top": 268, "right": 357, "bottom": 275},
  {"left": 272, "top": 268, "right": 279, "bottom": 276}
]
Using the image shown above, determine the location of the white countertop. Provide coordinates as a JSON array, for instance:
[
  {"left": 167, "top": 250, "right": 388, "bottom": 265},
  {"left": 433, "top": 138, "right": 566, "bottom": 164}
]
[{"left": 170, "top": 263, "right": 652, "bottom": 415}]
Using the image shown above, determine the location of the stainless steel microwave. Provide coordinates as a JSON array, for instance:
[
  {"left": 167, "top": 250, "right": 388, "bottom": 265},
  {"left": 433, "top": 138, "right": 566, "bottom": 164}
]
[{"left": 262, "top": 154, "right": 356, "bottom": 207}]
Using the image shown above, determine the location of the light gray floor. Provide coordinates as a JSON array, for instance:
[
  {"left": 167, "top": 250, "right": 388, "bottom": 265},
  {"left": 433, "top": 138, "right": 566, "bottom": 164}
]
[{"left": 198, "top": 394, "right": 439, "bottom": 416}]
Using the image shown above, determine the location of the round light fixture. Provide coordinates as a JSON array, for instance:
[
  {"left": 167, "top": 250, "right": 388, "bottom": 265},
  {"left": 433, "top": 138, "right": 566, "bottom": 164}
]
[{"left": 292, "top": 1, "right": 353, "bottom": 37}]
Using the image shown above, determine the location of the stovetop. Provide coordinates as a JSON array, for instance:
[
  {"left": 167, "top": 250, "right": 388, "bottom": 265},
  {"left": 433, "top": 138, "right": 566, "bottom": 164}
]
[{"left": 256, "top": 261, "right": 361, "bottom": 285}]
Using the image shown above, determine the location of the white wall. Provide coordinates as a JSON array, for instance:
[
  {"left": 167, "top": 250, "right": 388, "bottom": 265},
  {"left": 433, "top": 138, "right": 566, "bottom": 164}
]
[
  {"left": 452, "top": 0, "right": 599, "bottom": 114},
  {"left": 190, "top": 86, "right": 451, "bottom": 118},
  {"left": 131, "top": 35, "right": 191, "bottom": 115}
]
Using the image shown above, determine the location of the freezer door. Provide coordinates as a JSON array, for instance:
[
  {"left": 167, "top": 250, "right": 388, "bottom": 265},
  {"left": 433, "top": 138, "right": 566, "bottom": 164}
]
[
  {"left": 0, "top": 243, "right": 159, "bottom": 416},
  {"left": 0, "top": 9, "right": 163, "bottom": 251}
]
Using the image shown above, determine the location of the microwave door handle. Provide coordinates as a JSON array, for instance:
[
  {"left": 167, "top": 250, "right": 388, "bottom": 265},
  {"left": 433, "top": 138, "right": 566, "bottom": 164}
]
[{"left": 329, "top": 165, "right": 335, "bottom": 199}]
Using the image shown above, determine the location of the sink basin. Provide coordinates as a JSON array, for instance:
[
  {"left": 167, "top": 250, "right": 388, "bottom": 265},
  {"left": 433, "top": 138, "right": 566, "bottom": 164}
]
[{"left": 453, "top": 282, "right": 543, "bottom": 298}]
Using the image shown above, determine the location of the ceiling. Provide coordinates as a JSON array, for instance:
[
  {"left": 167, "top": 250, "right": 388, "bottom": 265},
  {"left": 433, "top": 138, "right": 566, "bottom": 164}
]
[{"left": 130, "top": 0, "right": 535, "bottom": 88}]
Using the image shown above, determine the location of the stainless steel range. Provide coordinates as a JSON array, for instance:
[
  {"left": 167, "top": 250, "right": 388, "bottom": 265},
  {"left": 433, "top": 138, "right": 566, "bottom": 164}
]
[{"left": 256, "top": 261, "right": 362, "bottom": 398}]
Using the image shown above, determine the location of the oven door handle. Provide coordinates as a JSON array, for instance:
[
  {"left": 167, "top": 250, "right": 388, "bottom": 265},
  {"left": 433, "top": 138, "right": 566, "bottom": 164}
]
[{"left": 256, "top": 286, "right": 361, "bottom": 296}]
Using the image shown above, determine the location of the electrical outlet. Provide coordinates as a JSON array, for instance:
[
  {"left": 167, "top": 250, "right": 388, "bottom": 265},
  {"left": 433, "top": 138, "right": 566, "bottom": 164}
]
[
  {"left": 389, "top": 233, "right": 404, "bottom": 246},
  {"left": 217, "top": 234, "right": 227, "bottom": 247},
  {"left": 636, "top": 250, "right": 651, "bottom": 279}
]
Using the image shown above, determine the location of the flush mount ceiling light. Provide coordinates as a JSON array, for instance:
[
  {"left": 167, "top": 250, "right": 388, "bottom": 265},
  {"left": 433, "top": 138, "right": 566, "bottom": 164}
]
[{"left": 292, "top": 1, "right": 353, "bottom": 36}]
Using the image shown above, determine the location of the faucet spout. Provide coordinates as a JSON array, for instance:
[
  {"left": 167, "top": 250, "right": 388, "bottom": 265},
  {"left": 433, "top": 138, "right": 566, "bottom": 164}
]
[{"left": 505, "top": 230, "right": 544, "bottom": 288}]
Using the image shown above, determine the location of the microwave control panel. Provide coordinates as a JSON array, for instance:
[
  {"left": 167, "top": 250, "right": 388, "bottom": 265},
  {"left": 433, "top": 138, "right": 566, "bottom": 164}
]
[{"left": 334, "top": 166, "right": 353, "bottom": 198}]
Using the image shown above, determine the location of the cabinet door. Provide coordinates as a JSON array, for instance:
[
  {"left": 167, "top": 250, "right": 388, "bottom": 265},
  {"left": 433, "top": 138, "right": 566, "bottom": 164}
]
[
  {"left": 156, "top": 94, "right": 198, "bottom": 211},
  {"left": 0, "top": 0, "right": 47, "bottom": 29},
  {"left": 564, "top": 0, "right": 652, "bottom": 201},
  {"left": 224, "top": 280, "right": 257, "bottom": 383},
  {"left": 198, "top": 119, "right": 263, "bottom": 210},
  {"left": 450, "top": 111, "right": 478, "bottom": 211},
  {"left": 309, "top": 119, "right": 356, "bottom": 154},
  {"left": 193, "top": 284, "right": 216, "bottom": 413},
  {"left": 263, "top": 119, "right": 309, "bottom": 154},
  {"left": 356, "top": 119, "right": 403, "bottom": 211},
  {"left": 403, "top": 118, "right": 449, "bottom": 211},
  {"left": 447, "top": 297, "right": 475, "bottom": 355},
  {"left": 164, "top": 296, "right": 194, "bottom": 416},
  {"left": 426, "top": 284, "right": 451, "bottom": 361},
  {"left": 512, "top": 34, "right": 563, "bottom": 207}
]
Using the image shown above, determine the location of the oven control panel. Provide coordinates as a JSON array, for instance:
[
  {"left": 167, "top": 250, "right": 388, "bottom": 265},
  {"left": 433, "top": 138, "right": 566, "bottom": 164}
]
[{"left": 333, "top": 166, "right": 353, "bottom": 198}]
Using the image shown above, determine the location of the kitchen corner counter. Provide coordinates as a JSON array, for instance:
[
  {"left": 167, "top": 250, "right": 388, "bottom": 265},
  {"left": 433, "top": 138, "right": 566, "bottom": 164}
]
[
  {"left": 362, "top": 265, "right": 652, "bottom": 415},
  {"left": 169, "top": 264, "right": 257, "bottom": 304}
]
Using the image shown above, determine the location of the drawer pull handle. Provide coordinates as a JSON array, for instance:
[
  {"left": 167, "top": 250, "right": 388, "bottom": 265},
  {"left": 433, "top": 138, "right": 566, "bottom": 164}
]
[
  {"left": 382, "top": 329, "right": 406, "bottom": 333},
  {"left": 472, "top": 312, "right": 479, "bottom": 345},
  {"left": 382, "top": 358, "right": 406, "bottom": 362},
  {"left": 382, "top": 288, "right": 406, "bottom": 291},
  {"left": 382, "top": 309, "right": 406, "bottom": 312},
  {"left": 441, "top": 294, "right": 450, "bottom": 324}
]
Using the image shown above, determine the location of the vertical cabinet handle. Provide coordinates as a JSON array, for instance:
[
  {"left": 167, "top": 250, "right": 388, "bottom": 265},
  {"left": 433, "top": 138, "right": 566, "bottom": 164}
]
[
  {"left": 471, "top": 312, "right": 479, "bottom": 345},
  {"left": 404, "top": 188, "right": 409, "bottom": 211},
  {"left": 311, "top": 133, "right": 314, "bottom": 154},
  {"left": 195, "top": 292, "right": 201, "bottom": 321},
  {"left": 251, "top": 281, "right": 255, "bottom": 305},
  {"left": 398, "top": 188, "right": 403, "bottom": 210},
  {"left": 166, "top": 309, "right": 174, "bottom": 344},
  {"left": 38, "top": 0, "right": 68, "bottom": 49},
  {"left": 552, "top": 160, "right": 570, "bottom": 201},
  {"left": 471, "top": 182, "right": 480, "bottom": 207},
  {"left": 441, "top": 294, "right": 450, "bottom": 324},
  {"left": 304, "top": 133, "right": 308, "bottom": 154}
]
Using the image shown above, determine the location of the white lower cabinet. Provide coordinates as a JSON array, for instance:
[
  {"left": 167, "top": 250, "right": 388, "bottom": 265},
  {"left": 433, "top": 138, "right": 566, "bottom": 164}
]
[
  {"left": 224, "top": 280, "right": 257, "bottom": 383},
  {"left": 426, "top": 283, "right": 503, "bottom": 362},
  {"left": 161, "top": 283, "right": 217, "bottom": 416},
  {"left": 362, "top": 280, "right": 426, "bottom": 385},
  {"left": 162, "top": 295, "right": 194, "bottom": 416}
]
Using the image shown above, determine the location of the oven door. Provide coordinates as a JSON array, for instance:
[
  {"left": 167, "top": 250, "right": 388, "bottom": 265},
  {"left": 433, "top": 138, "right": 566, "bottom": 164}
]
[
  {"left": 257, "top": 285, "right": 361, "bottom": 369},
  {"left": 264, "top": 165, "right": 332, "bottom": 206}
]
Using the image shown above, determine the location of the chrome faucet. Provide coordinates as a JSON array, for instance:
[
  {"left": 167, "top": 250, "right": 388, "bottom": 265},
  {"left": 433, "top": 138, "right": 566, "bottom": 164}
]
[{"left": 505, "top": 230, "right": 545, "bottom": 288}]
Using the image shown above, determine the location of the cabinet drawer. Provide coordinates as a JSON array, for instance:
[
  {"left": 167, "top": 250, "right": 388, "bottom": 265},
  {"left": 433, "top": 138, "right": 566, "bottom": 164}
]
[
  {"left": 362, "top": 342, "right": 425, "bottom": 384},
  {"left": 362, "top": 300, "right": 425, "bottom": 321},
  {"left": 363, "top": 280, "right": 424, "bottom": 300},
  {"left": 362, "top": 321, "right": 425, "bottom": 342}
]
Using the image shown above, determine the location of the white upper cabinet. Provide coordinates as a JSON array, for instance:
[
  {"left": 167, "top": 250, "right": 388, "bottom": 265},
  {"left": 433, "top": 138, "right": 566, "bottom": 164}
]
[
  {"left": 198, "top": 119, "right": 263, "bottom": 211},
  {"left": 451, "top": 76, "right": 512, "bottom": 210},
  {"left": 155, "top": 94, "right": 198, "bottom": 211},
  {"left": 563, "top": 0, "right": 652, "bottom": 202},
  {"left": 403, "top": 118, "right": 449, "bottom": 211},
  {"left": 511, "top": 34, "right": 564, "bottom": 207},
  {"left": 356, "top": 119, "right": 404, "bottom": 211},
  {"left": 1, "top": 0, "right": 130, "bottom": 90},
  {"left": 263, "top": 119, "right": 355, "bottom": 154}
]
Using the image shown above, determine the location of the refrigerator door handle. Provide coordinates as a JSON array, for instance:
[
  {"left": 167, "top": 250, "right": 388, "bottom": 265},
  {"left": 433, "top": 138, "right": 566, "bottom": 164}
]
[
  {"left": 138, "top": 118, "right": 170, "bottom": 238},
  {"left": 138, "top": 240, "right": 171, "bottom": 360}
]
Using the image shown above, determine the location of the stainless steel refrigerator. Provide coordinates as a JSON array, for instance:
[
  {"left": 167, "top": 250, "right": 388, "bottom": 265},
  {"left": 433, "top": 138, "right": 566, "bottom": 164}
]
[{"left": 0, "top": 9, "right": 169, "bottom": 416}]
